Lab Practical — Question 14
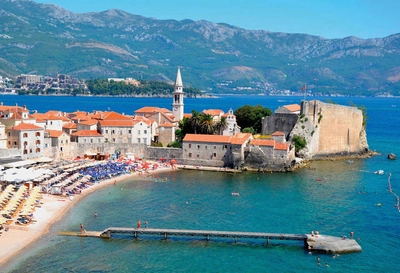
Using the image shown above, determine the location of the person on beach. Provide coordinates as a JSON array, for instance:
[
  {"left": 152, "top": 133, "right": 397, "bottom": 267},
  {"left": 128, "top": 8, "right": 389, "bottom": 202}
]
[
  {"left": 137, "top": 219, "right": 141, "bottom": 229},
  {"left": 114, "top": 180, "right": 117, "bottom": 186},
  {"left": 94, "top": 212, "right": 97, "bottom": 218},
  {"left": 145, "top": 221, "right": 148, "bottom": 228},
  {"left": 80, "top": 223, "right": 84, "bottom": 234},
  {"left": 350, "top": 231, "right": 354, "bottom": 239}
]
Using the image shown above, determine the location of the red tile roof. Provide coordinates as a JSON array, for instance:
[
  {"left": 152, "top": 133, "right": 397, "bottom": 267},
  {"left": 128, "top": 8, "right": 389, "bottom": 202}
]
[
  {"left": 274, "top": 142, "right": 289, "bottom": 151},
  {"left": 183, "top": 134, "right": 232, "bottom": 143},
  {"left": 271, "top": 131, "right": 285, "bottom": 136},
  {"left": 250, "top": 139, "right": 275, "bottom": 147},
  {"left": 9, "top": 123, "right": 43, "bottom": 131},
  {"left": 78, "top": 120, "right": 98, "bottom": 126},
  {"left": 202, "top": 109, "right": 224, "bottom": 116},
  {"left": 230, "top": 133, "right": 252, "bottom": 145},
  {"left": 99, "top": 111, "right": 132, "bottom": 120},
  {"left": 63, "top": 123, "right": 77, "bottom": 129},
  {"left": 71, "top": 130, "right": 102, "bottom": 137},
  {"left": 283, "top": 104, "right": 301, "bottom": 112},
  {"left": 46, "top": 130, "right": 67, "bottom": 138},
  {"left": 135, "top": 107, "right": 173, "bottom": 114}
]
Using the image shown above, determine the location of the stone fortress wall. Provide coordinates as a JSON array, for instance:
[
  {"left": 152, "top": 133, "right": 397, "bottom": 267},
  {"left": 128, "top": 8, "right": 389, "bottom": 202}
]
[{"left": 290, "top": 100, "right": 369, "bottom": 159}]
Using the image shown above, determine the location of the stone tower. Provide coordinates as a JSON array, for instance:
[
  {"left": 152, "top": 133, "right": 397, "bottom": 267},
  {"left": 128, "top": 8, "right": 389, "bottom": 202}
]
[{"left": 172, "top": 67, "right": 184, "bottom": 121}]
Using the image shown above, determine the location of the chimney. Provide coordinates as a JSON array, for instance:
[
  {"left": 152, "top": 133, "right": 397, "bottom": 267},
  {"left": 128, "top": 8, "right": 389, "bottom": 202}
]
[
  {"left": 100, "top": 114, "right": 103, "bottom": 120},
  {"left": 23, "top": 105, "right": 27, "bottom": 110}
]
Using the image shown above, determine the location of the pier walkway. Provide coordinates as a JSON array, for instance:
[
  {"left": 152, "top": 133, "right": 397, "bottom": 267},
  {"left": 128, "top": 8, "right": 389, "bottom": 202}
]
[{"left": 59, "top": 227, "right": 362, "bottom": 254}]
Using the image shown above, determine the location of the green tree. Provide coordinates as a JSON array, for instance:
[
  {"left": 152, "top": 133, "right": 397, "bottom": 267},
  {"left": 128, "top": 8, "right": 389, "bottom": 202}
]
[
  {"left": 188, "top": 110, "right": 202, "bottom": 134},
  {"left": 199, "top": 113, "right": 215, "bottom": 134},
  {"left": 214, "top": 116, "right": 228, "bottom": 135},
  {"left": 234, "top": 105, "right": 272, "bottom": 133}
]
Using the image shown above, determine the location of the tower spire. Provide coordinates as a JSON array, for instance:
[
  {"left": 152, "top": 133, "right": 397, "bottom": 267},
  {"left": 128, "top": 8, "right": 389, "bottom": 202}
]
[
  {"left": 172, "top": 67, "right": 184, "bottom": 121},
  {"left": 175, "top": 66, "right": 183, "bottom": 88}
]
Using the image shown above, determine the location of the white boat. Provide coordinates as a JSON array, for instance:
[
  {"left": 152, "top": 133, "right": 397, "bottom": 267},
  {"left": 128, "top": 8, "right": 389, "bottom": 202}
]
[
  {"left": 231, "top": 192, "right": 240, "bottom": 196},
  {"left": 375, "top": 170, "right": 384, "bottom": 175}
]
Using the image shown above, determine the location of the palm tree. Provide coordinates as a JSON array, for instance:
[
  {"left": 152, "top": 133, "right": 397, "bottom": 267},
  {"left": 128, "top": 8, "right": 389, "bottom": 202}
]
[
  {"left": 199, "top": 113, "right": 215, "bottom": 134},
  {"left": 214, "top": 116, "right": 228, "bottom": 135},
  {"left": 188, "top": 110, "right": 201, "bottom": 134}
]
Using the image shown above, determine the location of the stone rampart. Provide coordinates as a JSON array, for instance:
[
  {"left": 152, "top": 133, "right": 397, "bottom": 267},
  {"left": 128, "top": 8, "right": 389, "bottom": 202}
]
[
  {"left": 262, "top": 113, "right": 299, "bottom": 137},
  {"left": 290, "top": 100, "right": 368, "bottom": 159},
  {"left": 43, "top": 143, "right": 147, "bottom": 159},
  {"left": 145, "top": 147, "right": 182, "bottom": 161}
]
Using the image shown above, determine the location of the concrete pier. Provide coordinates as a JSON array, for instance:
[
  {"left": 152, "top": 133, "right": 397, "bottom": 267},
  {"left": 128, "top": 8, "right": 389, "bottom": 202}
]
[{"left": 58, "top": 227, "right": 362, "bottom": 254}]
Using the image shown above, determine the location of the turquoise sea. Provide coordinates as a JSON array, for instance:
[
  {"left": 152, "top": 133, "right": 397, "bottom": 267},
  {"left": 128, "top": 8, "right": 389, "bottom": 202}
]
[{"left": 1, "top": 95, "right": 400, "bottom": 272}]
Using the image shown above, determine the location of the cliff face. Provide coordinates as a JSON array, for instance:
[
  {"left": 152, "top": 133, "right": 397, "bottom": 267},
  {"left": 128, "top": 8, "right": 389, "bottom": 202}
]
[{"left": 290, "top": 100, "right": 369, "bottom": 159}]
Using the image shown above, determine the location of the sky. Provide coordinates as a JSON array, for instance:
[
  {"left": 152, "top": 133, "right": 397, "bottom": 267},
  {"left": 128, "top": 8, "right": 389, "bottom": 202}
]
[{"left": 35, "top": 0, "right": 400, "bottom": 39}]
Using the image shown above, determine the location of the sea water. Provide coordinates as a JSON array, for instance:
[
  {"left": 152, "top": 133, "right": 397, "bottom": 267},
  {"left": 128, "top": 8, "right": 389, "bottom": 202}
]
[{"left": 1, "top": 95, "right": 399, "bottom": 272}]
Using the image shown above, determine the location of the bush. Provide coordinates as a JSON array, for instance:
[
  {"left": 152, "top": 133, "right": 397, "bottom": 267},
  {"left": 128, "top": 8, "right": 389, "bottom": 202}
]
[
  {"left": 292, "top": 135, "right": 307, "bottom": 152},
  {"left": 242, "top": 127, "right": 255, "bottom": 134}
]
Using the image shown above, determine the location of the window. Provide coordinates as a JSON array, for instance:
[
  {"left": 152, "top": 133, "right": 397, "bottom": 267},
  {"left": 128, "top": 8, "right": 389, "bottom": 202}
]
[
  {"left": 112, "top": 130, "right": 115, "bottom": 134},
  {"left": 105, "top": 138, "right": 108, "bottom": 142},
  {"left": 214, "top": 146, "right": 216, "bottom": 149},
  {"left": 144, "top": 130, "right": 147, "bottom": 134},
  {"left": 23, "top": 149, "right": 28, "bottom": 154},
  {"left": 105, "top": 130, "right": 108, "bottom": 134},
  {"left": 128, "top": 130, "right": 131, "bottom": 134},
  {"left": 197, "top": 145, "right": 200, "bottom": 149},
  {"left": 8, "top": 141, "right": 10, "bottom": 145},
  {"left": 8, "top": 132, "right": 10, "bottom": 137},
  {"left": 36, "top": 148, "right": 40, "bottom": 153},
  {"left": 84, "top": 139, "right": 87, "bottom": 143},
  {"left": 44, "top": 144, "right": 48, "bottom": 148},
  {"left": 66, "top": 140, "right": 68, "bottom": 144},
  {"left": 36, "top": 132, "right": 41, "bottom": 137},
  {"left": 143, "top": 138, "right": 147, "bottom": 144},
  {"left": 138, "top": 130, "right": 141, "bottom": 135},
  {"left": 120, "top": 131, "right": 122, "bottom": 135},
  {"left": 224, "top": 145, "right": 228, "bottom": 149},
  {"left": 98, "top": 139, "right": 101, "bottom": 143},
  {"left": 61, "top": 140, "right": 63, "bottom": 144},
  {"left": 29, "top": 148, "right": 32, "bottom": 153},
  {"left": 137, "top": 138, "right": 141, "bottom": 143},
  {"left": 205, "top": 146, "right": 207, "bottom": 149},
  {"left": 112, "top": 138, "right": 116, "bottom": 143},
  {"left": 213, "top": 153, "right": 217, "bottom": 157},
  {"left": 14, "top": 141, "right": 17, "bottom": 146},
  {"left": 189, "top": 144, "right": 192, "bottom": 148},
  {"left": 36, "top": 140, "right": 40, "bottom": 145},
  {"left": 90, "top": 139, "right": 93, "bottom": 143},
  {"left": 197, "top": 154, "right": 200, "bottom": 158},
  {"left": 188, "top": 153, "right": 192, "bottom": 157},
  {"left": 23, "top": 133, "right": 28, "bottom": 138}
]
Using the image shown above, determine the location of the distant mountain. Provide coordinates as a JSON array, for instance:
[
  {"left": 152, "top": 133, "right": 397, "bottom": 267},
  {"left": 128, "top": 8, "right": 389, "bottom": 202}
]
[{"left": 1, "top": 0, "right": 400, "bottom": 96}]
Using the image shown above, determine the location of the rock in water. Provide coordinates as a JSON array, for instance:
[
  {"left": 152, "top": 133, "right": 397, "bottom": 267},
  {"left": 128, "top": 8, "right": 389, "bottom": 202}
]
[{"left": 388, "top": 153, "right": 396, "bottom": 160}]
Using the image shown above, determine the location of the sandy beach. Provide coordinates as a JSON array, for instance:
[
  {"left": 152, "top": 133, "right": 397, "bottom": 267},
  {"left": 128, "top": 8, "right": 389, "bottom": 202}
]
[{"left": 0, "top": 166, "right": 176, "bottom": 268}]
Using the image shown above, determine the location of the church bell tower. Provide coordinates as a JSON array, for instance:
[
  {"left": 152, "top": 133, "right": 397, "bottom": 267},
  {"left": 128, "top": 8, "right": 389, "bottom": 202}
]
[{"left": 172, "top": 67, "right": 184, "bottom": 121}]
